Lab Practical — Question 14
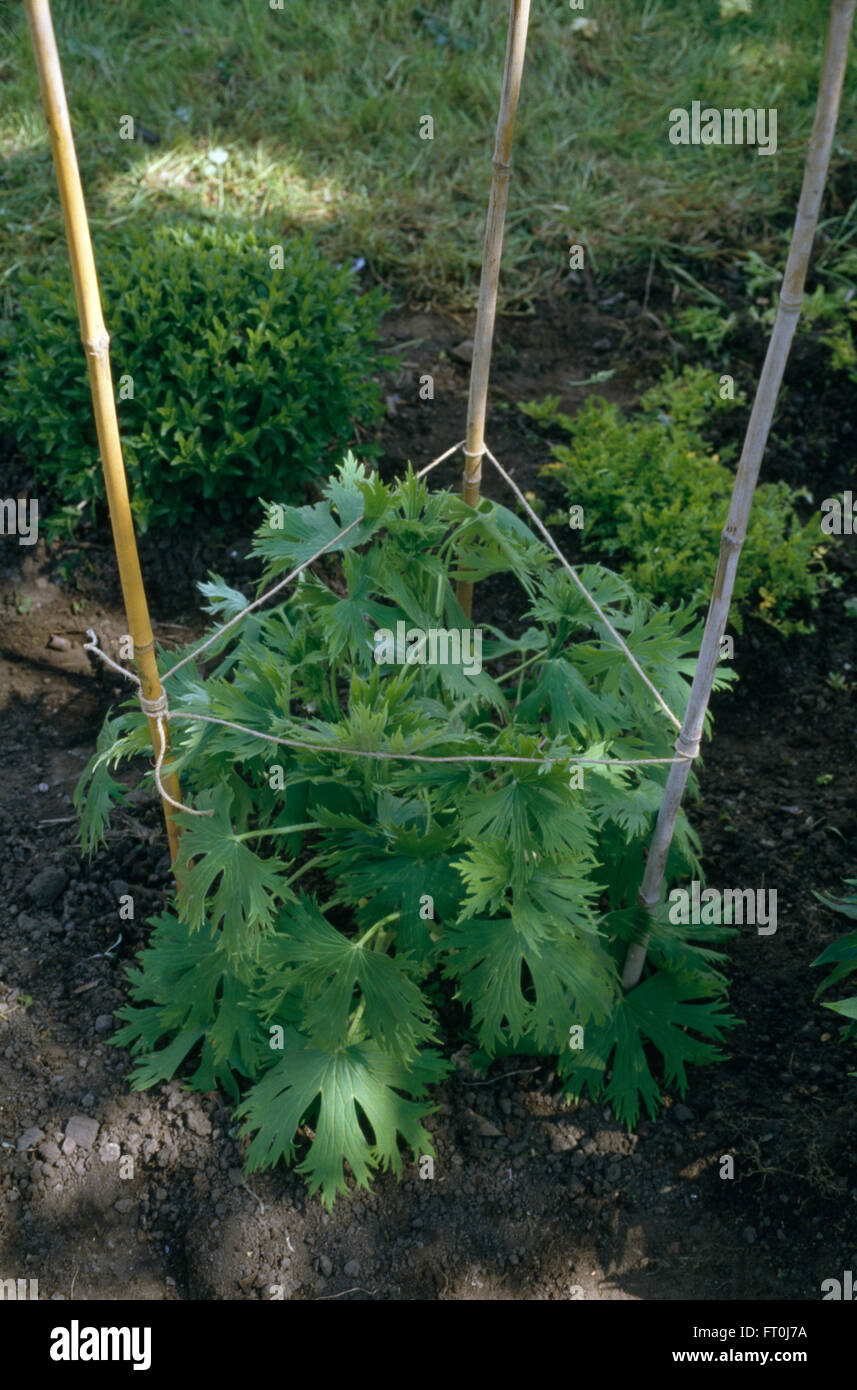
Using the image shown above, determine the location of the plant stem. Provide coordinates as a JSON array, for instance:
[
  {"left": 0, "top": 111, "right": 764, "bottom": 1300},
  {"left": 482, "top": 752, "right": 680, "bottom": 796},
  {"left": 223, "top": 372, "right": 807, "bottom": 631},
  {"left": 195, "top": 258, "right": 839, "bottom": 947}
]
[
  {"left": 345, "top": 997, "right": 366, "bottom": 1046},
  {"left": 456, "top": 0, "right": 531, "bottom": 618},
  {"left": 355, "top": 912, "right": 400, "bottom": 950},
  {"left": 234, "top": 822, "right": 322, "bottom": 842},
  {"left": 621, "top": 0, "right": 856, "bottom": 992},
  {"left": 282, "top": 853, "right": 327, "bottom": 890},
  {"left": 495, "top": 649, "right": 543, "bottom": 687}
]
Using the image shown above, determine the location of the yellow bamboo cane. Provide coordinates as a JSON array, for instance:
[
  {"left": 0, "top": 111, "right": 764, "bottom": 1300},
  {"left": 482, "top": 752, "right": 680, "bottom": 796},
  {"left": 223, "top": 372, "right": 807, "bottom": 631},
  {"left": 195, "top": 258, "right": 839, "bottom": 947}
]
[{"left": 24, "top": 0, "right": 183, "bottom": 873}]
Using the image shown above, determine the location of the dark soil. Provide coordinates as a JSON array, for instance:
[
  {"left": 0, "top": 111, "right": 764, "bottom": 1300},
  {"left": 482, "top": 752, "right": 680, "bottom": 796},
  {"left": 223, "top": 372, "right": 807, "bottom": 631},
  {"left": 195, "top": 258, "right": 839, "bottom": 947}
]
[{"left": 0, "top": 265, "right": 855, "bottom": 1301}]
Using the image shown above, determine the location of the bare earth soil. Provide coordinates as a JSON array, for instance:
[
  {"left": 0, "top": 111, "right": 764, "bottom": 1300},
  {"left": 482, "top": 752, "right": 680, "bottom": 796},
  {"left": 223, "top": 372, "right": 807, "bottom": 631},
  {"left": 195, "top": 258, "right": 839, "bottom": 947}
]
[{"left": 0, "top": 268, "right": 855, "bottom": 1300}]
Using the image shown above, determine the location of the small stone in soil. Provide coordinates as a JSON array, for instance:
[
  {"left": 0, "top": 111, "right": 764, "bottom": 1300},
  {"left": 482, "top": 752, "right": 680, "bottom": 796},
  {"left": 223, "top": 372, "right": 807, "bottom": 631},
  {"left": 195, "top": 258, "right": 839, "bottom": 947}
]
[
  {"left": 64, "top": 1115, "right": 99, "bottom": 1151},
  {"left": 466, "top": 1109, "right": 503, "bottom": 1138},
  {"left": 27, "top": 867, "right": 68, "bottom": 907},
  {"left": 16, "top": 1127, "right": 46, "bottom": 1152}
]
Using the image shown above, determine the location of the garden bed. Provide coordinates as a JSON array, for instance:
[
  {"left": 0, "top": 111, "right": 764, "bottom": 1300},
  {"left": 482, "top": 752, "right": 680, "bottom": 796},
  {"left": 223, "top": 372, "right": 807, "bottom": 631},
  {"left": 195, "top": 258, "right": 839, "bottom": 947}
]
[{"left": 0, "top": 273, "right": 854, "bottom": 1299}]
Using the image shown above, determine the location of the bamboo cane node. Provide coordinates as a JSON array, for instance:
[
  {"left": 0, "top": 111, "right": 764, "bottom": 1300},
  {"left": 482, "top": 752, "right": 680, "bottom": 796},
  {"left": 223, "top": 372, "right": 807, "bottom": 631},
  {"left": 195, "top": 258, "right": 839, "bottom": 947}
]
[
  {"left": 463, "top": 447, "right": 483, "bottom": 484},
  {"left": 778, "top": 294, "right": 803, "bottom": 314},
  {"left": 83, "top": 332, "right": 110, "bottom": 358},
  {"left": 133, "top": 638, "right": 156, "bottom": 658},
  {"left": 491, "top": 156, "right": 512, "bottom": 176},
  {"left": 674, "top": 732, "right": 700, "bottom": 759}
]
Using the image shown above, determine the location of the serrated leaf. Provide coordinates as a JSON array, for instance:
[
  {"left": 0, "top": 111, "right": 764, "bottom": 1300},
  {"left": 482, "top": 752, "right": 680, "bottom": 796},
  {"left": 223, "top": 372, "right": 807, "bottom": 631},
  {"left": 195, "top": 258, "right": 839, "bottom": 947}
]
[
  {"left": 74, "top": 751, "right": 130, "bottom": 855},
  {"left": 261, "top": 897, "right": 436, "bottom": 1059},
  {"left": 235, "top": 1033, "right": 448, "bottom": 1209},
  {"left": 324, "top": 824, "right": 463, "bottom": 958},
  {"left": 110, "top": 911, "right": 262, "bottom": 1102},
  {"left": 460, "top": 762, "right": 593, "bottom": 860},
  {"left": 312, "top": 551, "right": 394, "bottom": 661},
  {"left": 198, "top": 574, "right": 250, "bottom": 621},
  {"left": 823, "top": 996, "right": 857, "bottom": 1020},
  {"left": 454, "top": 842, "right": 515, "bottom": 918},
  {"left": 517, "top": 657, "right": 620, "bottom": 738},
  {"left": 560, "top": 970, "right": 739, "bottom": 1126},
  {"left": 174, "top": 785, "right": 293, "bottom": 956},
  {"left": 443, "top": 915, "right": 615, "bottom": 1051}
]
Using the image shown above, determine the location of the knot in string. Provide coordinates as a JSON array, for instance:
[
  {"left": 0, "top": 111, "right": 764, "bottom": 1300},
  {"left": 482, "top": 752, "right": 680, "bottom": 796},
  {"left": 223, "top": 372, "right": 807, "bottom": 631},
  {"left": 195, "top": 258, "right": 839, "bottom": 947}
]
[{"left": 139, "top": 690, "right": 169, "bottom": 719}]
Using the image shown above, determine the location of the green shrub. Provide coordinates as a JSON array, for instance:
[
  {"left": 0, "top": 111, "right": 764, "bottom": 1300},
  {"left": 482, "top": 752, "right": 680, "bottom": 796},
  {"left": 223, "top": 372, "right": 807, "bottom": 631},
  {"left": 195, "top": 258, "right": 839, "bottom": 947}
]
[
  {"left": 523, "top": 367, "right": 827, "bottom": 635},
  {"left": 742, "top": 245, "right": 857, "bottom": 385},
  {"left": 669, "top": 304, "right": 737, "bottom": 353},
  {"left": 76, "top": 456, "right": 738, "bottom": 1209},
  {"left": 800, "top": 280, "right": 857, "bottom": 383},
  {"left": 0, "top": 224, "right": 390, "bottom": 533}
]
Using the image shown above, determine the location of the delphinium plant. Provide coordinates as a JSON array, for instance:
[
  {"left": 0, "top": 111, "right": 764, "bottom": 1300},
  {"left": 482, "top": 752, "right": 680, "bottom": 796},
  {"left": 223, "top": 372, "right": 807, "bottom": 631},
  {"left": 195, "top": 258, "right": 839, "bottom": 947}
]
[{"left": 76, "top": 457, "right": 738, "bottom": 1208}]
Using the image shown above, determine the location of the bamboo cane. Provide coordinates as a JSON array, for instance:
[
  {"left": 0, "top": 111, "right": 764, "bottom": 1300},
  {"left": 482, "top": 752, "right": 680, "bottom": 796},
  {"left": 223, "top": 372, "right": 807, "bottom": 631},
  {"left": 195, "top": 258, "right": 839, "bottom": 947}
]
[
  {"left": 456, "top": 0, "right": 530, "bottom": 618},
  {"left": 24, "top": 0, "right": 183, "bottom": 872},
  {"left": 622, "top": 0, "right": 856, "bottom": 991}
]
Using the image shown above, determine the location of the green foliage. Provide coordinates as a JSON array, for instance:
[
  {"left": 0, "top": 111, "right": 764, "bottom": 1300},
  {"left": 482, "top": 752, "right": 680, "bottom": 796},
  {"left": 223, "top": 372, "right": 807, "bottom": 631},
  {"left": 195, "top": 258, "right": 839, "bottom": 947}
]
[
  {"left": 78, "top": 456, "right": 738, "bottom": 1207},
  {"left": 800, "top": 279, "right": 857, "bottom": 383},
  {"left": 0, "top": 224, "right": 390, "bottom": 533},
  {"left": 669, "top": 304, "right": 737, "bottom": 352},
  {"left": 812, "top": 880, "right": 857, "bottom": 1079},
  {"left": 524, "top": 366, "right": 827, "bottom": 635},
  {"left": 742, "top": 244, "right": 857, "bottom": 384}
]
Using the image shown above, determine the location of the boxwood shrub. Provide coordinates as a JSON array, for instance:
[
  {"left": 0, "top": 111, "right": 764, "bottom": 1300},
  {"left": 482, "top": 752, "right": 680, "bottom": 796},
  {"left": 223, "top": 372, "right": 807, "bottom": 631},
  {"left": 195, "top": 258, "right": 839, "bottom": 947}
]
[{"left": 0, "top": 223, "right": 391, "bottom": 533}]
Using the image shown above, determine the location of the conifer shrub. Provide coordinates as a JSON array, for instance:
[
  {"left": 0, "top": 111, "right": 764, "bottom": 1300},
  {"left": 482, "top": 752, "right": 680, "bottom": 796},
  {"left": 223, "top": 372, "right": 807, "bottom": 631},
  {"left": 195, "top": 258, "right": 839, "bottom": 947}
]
[
  {"left": 76, "top": 457, "right": 739, "bottom": 1208},
  {"left": 0, "top": 224, "right": 390, "bottom": 534}
]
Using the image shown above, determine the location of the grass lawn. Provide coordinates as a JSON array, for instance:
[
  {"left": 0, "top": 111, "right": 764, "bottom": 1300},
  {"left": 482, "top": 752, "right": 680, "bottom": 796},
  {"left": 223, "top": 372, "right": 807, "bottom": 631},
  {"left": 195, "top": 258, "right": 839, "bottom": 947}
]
[{"left": 1, "top": 0, "right": 855, "bottom": 314}]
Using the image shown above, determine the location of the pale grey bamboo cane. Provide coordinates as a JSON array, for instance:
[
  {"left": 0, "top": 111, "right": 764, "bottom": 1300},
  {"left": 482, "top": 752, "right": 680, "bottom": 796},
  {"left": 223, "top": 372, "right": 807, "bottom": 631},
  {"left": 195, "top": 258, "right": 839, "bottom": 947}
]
[
  {"left": 622, "top": 0, "right": 856, "bottom": 991},
  {"left": 457, "top": 0, "right": 530, "bottom": 618}
]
